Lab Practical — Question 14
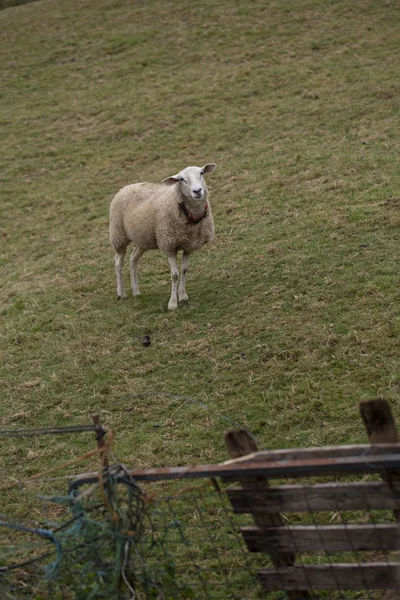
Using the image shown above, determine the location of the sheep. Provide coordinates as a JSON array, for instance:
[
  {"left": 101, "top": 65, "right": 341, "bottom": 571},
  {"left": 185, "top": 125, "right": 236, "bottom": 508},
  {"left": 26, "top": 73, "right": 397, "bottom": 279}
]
[{"left": 109, "top": 163, "right": 217, "bottom": 310}]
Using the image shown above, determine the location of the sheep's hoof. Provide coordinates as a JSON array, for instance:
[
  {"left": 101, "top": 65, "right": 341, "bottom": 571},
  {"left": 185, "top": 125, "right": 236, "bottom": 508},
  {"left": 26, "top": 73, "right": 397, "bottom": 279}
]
[
  {"left": 168, "top": 300, "right": 178, "bottom": 310},
  {"left": 117, "top": 294, "right": 126, "bottom": 300},
  {"left": 178, "top": 293, "right": 189, "bottom": 303}
]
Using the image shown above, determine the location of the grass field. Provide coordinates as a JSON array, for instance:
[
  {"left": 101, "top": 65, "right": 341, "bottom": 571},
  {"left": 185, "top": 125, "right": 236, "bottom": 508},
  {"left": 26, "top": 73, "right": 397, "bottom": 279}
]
[{"left": 1, "top": 0, "right": 400, "bottom": 508}]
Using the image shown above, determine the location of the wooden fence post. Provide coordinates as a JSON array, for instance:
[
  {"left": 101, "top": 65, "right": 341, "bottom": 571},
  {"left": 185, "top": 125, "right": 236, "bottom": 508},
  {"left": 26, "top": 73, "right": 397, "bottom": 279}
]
[
  {"left": 92, "top": 414, "right": 112, "bottom": 501},
  {"left": 225, "top": 428, "right": 311, "bottom": 599},
  {"left": 360, "top": 399, "right": 398, "bottom": 444},
  {"left": 92, "top": 414, "right": 108, "bottom": 464},
  {"left": 360, "top": 399, "right": 400, "bottom": 522}
]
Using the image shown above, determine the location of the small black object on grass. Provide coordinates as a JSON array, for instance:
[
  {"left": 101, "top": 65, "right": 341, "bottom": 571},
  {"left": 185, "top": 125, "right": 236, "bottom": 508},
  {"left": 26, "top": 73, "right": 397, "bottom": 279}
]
[{"left": 139, "top": 335, "right": 151, "bottom": 347}]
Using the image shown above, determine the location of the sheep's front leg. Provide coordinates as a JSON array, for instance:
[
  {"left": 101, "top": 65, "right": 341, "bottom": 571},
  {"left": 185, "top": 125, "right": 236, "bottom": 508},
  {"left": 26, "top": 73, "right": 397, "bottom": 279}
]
[
  {"left": 115, "top": 248, "right": 126, "bottom": 299},
  {"left": 130, "top": 246, "right": 146, "bottom": 296},
  {"left": 167, "top": 254, "right": 179, "bottom": 310},
  {"left": 178, "top": 251, "right": 190, "bottom": 302}
]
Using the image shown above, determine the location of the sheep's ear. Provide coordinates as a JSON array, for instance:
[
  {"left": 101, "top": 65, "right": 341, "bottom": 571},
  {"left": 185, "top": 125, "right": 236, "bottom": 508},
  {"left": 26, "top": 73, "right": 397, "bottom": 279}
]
[
  {"left": 201, "top": 163, "right": 217, "bottom": 174},
  {"left": 162, "top": 176, "right": 179, "bottom": 186}
]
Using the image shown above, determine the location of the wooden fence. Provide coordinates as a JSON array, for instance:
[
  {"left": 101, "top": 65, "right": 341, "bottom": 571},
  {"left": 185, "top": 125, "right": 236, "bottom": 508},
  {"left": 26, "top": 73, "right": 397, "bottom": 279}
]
[
  {"left": 68, "top": 398, "right": 400, "bottom": 599},
  {"left": 223, "top": 399, "right": 400, "bottom": 598}
]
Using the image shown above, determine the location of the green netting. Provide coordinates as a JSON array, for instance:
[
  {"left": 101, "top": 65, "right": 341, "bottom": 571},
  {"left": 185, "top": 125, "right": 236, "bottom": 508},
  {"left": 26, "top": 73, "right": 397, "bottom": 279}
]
[{"left": 0, "top": 463, "right": 266, "bottom": 599}]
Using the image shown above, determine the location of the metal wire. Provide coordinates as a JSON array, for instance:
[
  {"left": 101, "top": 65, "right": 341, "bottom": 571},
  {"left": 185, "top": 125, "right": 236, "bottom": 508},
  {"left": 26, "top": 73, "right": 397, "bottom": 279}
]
[{"left": 0, "top": 425, "right": 99, "bottom": 437}]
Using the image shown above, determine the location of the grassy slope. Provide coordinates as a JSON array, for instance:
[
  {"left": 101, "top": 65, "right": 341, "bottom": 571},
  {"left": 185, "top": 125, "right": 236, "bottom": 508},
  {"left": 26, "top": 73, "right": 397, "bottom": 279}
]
[{"left": 1, "top": 0, "right": 400, "bottom": 484}]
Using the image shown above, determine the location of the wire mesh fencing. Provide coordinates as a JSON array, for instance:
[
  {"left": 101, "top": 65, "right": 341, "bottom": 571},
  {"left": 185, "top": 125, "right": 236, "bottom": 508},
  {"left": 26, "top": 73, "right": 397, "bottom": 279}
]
[
  {"left": 228, "top": 477, "right": 400, "bottom": 600},
  {"left": 0, "top": 466, "right": 266, "bottom": 599}
]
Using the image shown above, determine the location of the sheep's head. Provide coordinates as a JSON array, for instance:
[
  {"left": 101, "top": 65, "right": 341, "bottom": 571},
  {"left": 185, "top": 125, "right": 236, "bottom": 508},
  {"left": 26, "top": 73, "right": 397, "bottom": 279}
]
[{"left": 162, "top": 163, "right": 217, "bottom": 202}]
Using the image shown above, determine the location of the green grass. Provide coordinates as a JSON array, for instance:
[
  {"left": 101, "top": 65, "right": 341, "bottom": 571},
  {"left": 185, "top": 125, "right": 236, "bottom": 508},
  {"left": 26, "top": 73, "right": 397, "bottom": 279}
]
[{"left": 1, "top": 0, "right": 400, "bottom": 538}]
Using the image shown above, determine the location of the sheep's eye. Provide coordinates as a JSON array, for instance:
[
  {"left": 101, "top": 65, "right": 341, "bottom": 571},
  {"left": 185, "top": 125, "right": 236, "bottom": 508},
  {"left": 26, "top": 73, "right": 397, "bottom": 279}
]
[
  {"left": 179, "top": 177, "right": 186, "bottom": 183},
  {"left": 200, "top": 170, "right": 204, "bottom": 176}
]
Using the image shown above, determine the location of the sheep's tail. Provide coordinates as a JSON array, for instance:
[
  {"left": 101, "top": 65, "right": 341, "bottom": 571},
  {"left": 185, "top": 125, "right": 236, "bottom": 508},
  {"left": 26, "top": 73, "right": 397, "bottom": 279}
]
[{"left": 109, "top": 195, "right": 128, "bottom": 252}]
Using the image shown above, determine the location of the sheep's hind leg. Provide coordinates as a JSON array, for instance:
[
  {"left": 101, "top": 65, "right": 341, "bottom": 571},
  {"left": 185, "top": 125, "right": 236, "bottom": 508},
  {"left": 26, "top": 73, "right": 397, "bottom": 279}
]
[
  {"left": 115, "top": 248, "right": 126, "bottom": 299},
  {"left": 167, "top": 253, "right": 179, "bottom": 310},
  {"left": 178, "top": 251, "right": 190, "bottom": 302},
  {"left": 130, "top": 246, "right": 146, "bottom": 296}
]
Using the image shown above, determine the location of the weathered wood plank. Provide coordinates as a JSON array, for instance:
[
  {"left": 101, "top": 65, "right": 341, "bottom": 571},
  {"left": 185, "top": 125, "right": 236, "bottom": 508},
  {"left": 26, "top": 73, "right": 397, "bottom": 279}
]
[
  {"left": 228, "top": 481, "right": 400, "bottom": 513},
  {"left": 224, "top": 443, "right": 400, "bottom": 465},
  {"left": 70, "top": 450, "right": 400, "bottom": 490},
  {"left": 224, "top": 429, "right": 295, "bottom": 550},
  {"left": 361, "top": 399, "right": 400, "bottom": 523},
  {"left": 225, "top": 428, "right": 258, "bottom": 458},
  {"left": 224, "top": 429, "right": 309, "bottom": 599},
  {"left": 257, "top": 563, "right": 400, "bottom": 590},
  {"left": 242, "top": 524, "right": 400, "bottom": 553},
  {"left": 360, "top": 400, "right": 399, "bottom": 444}
]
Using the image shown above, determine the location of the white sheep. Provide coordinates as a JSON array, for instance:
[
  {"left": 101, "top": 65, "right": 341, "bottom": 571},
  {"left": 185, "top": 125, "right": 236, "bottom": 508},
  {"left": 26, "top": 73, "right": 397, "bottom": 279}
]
[{"left": 109, "top": 163, "right": 217, "bottom": 310}]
